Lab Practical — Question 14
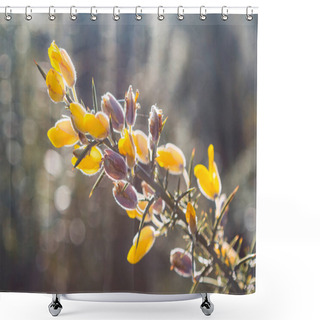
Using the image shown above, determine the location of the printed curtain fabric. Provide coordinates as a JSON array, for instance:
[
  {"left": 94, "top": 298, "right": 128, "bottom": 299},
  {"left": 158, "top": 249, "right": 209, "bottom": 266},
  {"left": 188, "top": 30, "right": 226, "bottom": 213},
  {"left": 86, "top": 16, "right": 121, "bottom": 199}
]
[{"left": 0, "top": 13, "right": 257, "bottom": 294}]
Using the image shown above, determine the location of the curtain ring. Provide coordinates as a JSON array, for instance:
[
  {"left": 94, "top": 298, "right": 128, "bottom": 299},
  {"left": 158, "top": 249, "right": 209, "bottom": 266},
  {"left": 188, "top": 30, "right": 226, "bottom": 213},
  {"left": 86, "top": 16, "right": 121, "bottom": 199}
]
[
  {"left": 90, "top": 6, "right": 97, "bottom": 21},
  {"left": 49, "top": 6, "right": 56, "bottom": 21},
  {"left": 246, "top": 6, "right": 253, "bottom": 21},
  {"left": 177, "top": 6, "right": 184, "bottom": 21},
  {"left": 157, "top": 6, "right": 164, "bottom": 21},
  {"left": 200, "top": 6, "right": 207, "bottom": 21},
  {"left": 70, "top": 6, "right": 77, "bottom": 21},
  {"left": 113, "top": 6, "right": 120, "bottom": 21},
  {"left": 135, "top": 6, "right": 142, "bottom": 21},
  {"left": 25, "top": 6, "right": 32, "bottom": 21},
  {"left": 4, "top": 6, "right": 12, "bottom": 21},
  {"left": 221, "top": 6, "right": 228, "bottom": 21}
]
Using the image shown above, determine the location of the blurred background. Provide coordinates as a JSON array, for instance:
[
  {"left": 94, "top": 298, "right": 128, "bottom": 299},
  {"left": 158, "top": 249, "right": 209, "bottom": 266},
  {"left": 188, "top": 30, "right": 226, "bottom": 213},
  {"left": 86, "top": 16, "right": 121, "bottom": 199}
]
[{"left": 0, "top": 14, "right": 256, "bottom": 293}]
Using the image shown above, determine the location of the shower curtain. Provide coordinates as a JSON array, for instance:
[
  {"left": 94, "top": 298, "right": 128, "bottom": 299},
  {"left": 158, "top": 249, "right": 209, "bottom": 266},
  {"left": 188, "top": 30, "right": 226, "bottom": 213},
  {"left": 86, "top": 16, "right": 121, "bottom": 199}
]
[{"left": 0, "top": 11, "right": 257, "bottom": 295}]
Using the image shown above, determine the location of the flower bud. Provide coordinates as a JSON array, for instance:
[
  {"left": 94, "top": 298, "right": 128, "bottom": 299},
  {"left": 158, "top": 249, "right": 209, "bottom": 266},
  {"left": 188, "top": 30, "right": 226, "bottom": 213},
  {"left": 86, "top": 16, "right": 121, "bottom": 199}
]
[
  {"left": 141, "top": 181, "right": 154, "bottom": 197},
  {"left": 148, "top": 105, "right": 163, "bottom": 150},
  {"left": 59, "top": 48, "right": 77, "bottom": 87},
  {"left": 215, "top": 194, "right": 227, "bottom": 220},
  {"left": 101, "top": 92, "right": 125, "bottom": 132},
  {"left": 151, "top": 198, "right": 165, "bottom": 215},
  {"left": 124, "top": 85, "right": 139, "bottom": 127},
  {"left": 48, "top": 41, "right": 76, "bottom": 87},
  {"left": 113, "top": 181, "right": 138, "bottom": 210},
  {"left": 186, "top": 202, "right": 197, "bottom": 235},
  {"left": 170, "top": 248, "right": 193, "bottom": 278},
  {"left": 46, "top": 69, "right": 66, "bottom": 103},
  {"left": 103, "top": 149, "right": 127, "bottom": 181},
  {"left": 141, "top": 181, "right": 165, "bottom": 214}
]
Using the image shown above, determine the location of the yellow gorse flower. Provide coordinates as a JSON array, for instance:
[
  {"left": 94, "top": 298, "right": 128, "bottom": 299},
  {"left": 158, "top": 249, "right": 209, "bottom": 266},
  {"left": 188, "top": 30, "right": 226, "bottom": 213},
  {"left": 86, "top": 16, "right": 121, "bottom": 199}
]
[
  {"left": 186, "top": 202, "right": 197, "bottom": 235},
  {"left": 118, "top": 128, "right": 136, "bottom": 168},
  {"left": 46, "top": 69, "right": 66, "bottom": 103},
  {"left": 127, "top": 225, "right": 155, "bottom": 264},
  {"left": 71, "top": 145, "right": 102, "bottom": 175},
  {"left": 126, "top": 200, "right": 153, "bottom": 222},
  {"left": 132, "top": 130, "right": 149, "bottom": 164},
  {"left": 84, "top": 111, "right": 109, "bottom": 140},
  {"left": 156, "top": 143, "right": 186, "bottom": 175},
  {"left": 70, "top": 102, "right": 87, "bottom": 133},
  {"left": 194, "top": 144, "right": 221, "bottom": 201},
  {"left": 47, "top": 118, "right": 78, "bottom": 148},
  {"left": 48, "top": 41, "right": 61, "bottom": 73},
  {"left": 48, "top": 41, "right": 76, "bottom": 88}
]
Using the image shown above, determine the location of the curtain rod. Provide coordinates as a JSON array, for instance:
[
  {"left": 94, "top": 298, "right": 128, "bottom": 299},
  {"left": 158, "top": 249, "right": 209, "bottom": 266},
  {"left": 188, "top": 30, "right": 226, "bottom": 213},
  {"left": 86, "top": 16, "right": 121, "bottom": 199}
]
[{"left": 0, "top": 6, "right": 258, "bottom": 15}]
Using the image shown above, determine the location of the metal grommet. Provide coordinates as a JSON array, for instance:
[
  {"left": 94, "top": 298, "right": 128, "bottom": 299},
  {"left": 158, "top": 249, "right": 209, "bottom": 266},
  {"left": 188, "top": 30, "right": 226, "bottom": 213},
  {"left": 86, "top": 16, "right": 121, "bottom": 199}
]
[
  {"left": 221, "top": 6, "right": 228, "bottom": 21},
  {"left": 177, "top": 6, "right": 184, "bottom": 21},
  {"left": 90, "top": 6, "right": 97, "bottom": 21},
  {"left": 70, "top": 6, "right": 77, "bottom": 21},
  {"left": 25, "top": 6, "right": 32, "bottom": 21},
  {"left": 113, "top": 6, "right": 120, "bottom": 21},
  {"left": 49, "top": 6, "right": 56, "bottom": 21},
  {"left": 4, "top": 6, "right": 12, "bottom": 21},
  {"left": 200, "top": 6, "right": 207, "bottom": 21},
  {"left": 135, "top": 6, "right": 142, "bottom": 21},
  {"left": 246, "top": 6, "right": 253, "bottom": 21},
  {"left": 157, "top": 6, "right": 164, "bottom": 21}
]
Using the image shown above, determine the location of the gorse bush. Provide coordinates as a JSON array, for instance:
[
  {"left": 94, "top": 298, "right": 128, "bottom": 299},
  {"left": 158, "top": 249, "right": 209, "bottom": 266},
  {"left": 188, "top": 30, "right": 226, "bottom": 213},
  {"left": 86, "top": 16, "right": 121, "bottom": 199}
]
[{"left": 36, "top": 41, "right": 256, "bottom": 294}]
